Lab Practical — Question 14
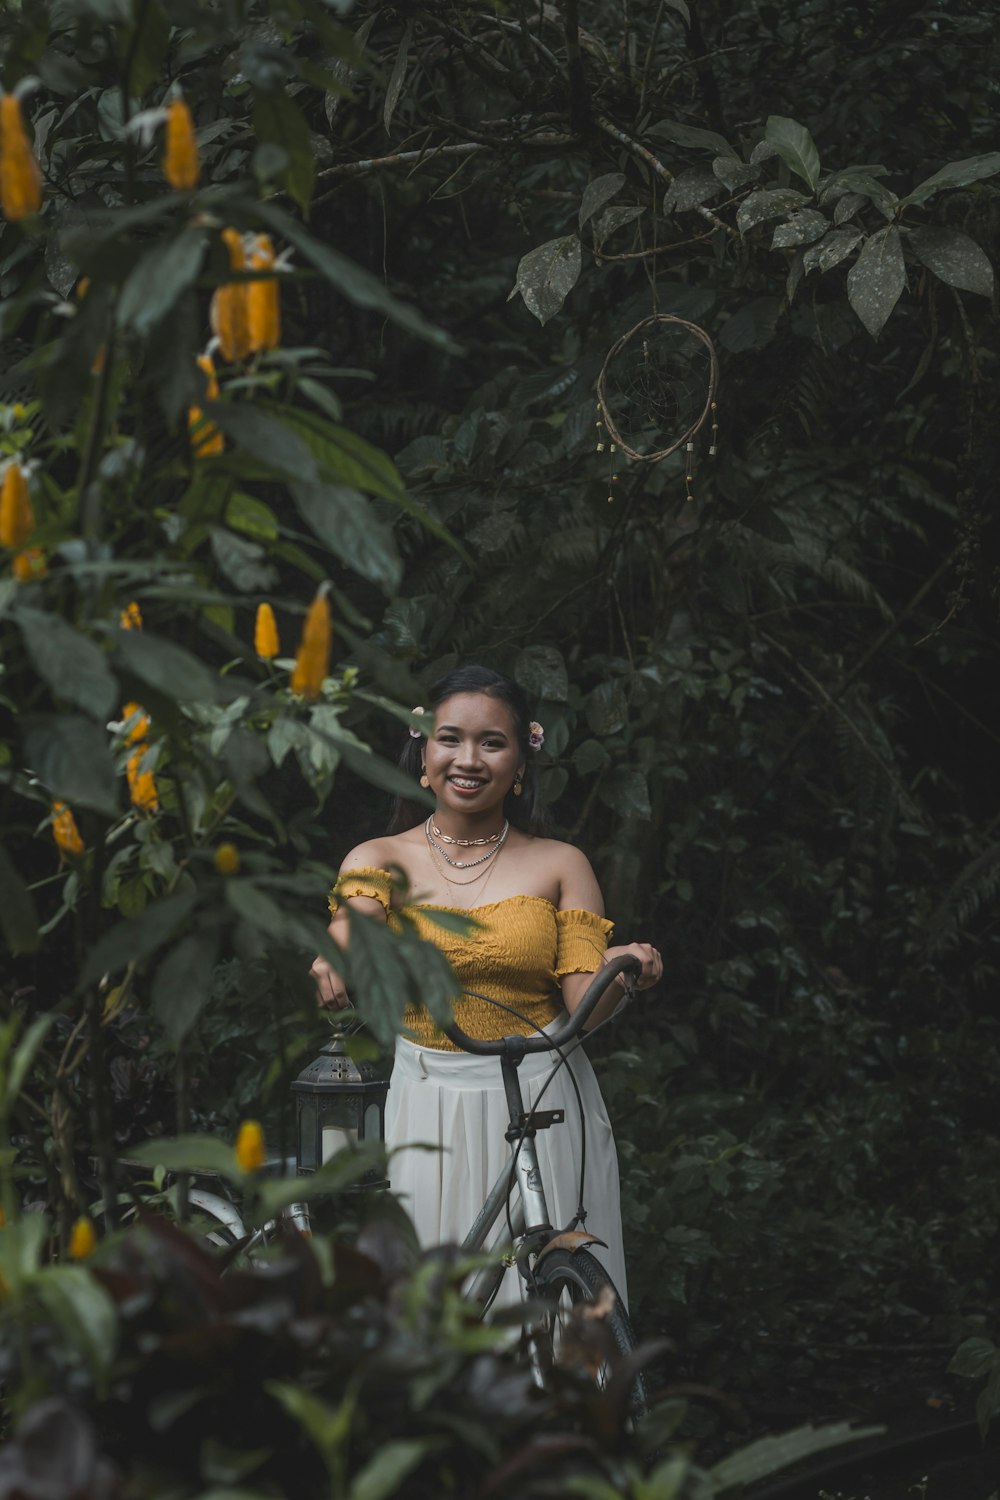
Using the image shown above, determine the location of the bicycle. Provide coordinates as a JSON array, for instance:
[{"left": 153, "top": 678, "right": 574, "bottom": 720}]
[
  {"left": 433, "top": 953, "right": 647, "bottom": 1411},
  {"left": 189, "top": 955, "right": 647, "bottom": 1408}
]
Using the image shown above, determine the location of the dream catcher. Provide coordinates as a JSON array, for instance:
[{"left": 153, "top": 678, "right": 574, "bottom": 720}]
[{"left": 596, "top": 314, "right": 719, "bottom": 505}]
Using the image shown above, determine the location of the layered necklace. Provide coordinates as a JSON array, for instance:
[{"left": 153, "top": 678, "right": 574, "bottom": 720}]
[{"left": 424, "top": 814, "right": 509, "bottom": 897}]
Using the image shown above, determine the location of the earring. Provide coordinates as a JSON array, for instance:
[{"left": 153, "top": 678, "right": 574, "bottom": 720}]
[
  {"left": 420, "top": 771, "right": 430, "bottom": 789},
  {"left": 513, "top": 774, "right": 523, "bottom": 797}
]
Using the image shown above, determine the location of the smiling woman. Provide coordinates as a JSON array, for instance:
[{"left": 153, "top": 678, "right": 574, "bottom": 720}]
[{"left": 310, "top": 665, "right": 662, "bottom": 1308}]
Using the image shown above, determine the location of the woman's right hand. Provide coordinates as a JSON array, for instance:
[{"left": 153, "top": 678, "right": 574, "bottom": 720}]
[{"left": 310, "top": 956, "right": 350, "bottom": 1010}]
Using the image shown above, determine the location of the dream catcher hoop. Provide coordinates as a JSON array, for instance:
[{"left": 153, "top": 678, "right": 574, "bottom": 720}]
[{"left": 596, "top": 314, "right": 719, "bottom": 504}]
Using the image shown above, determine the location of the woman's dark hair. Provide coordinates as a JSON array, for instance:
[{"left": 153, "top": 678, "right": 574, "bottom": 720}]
[{"left": 387, "top": 665, "right": 550, "bottom": 835}]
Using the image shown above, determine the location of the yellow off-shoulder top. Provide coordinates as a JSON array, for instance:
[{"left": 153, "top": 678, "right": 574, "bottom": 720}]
[{"left": 329, "top": 866, "right": 614, "bottom": 1052}]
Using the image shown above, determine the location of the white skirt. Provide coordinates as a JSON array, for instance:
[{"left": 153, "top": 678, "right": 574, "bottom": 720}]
[{"left": 385, "top": 1027, "right": 628, "bottom": 1312}]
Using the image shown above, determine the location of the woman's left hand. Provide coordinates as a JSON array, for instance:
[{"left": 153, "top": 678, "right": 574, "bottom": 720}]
[{"left": 604, "top": 942, "right": 663, "bottom": 991}]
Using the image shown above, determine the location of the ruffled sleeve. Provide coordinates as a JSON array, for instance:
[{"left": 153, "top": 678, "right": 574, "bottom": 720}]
[
  {"left": 328, "top": 866, "right": 394, "bottom": 917},
  {"left": 554, "top": 907, "right": 615, "bottom": 977}
]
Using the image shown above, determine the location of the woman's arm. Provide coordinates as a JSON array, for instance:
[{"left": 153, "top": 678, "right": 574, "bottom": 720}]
[
  {"left": 311, "top": 841, "right": 391, "bottom": 1010},
  {"left": 557, "top": 845, "right": 663, "bottom": 1026}
]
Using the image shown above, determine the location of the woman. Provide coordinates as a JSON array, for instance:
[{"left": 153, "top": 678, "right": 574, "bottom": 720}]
[{"left": 311, "top": 665, "right": 661, "bottom": 1308}]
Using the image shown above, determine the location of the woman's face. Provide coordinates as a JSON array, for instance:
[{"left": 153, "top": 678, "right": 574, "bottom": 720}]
[{"left": 423, "top": 692, "right": 524, "bottom": 817}]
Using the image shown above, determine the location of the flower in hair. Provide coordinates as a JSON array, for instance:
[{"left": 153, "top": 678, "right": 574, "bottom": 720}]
[
  {"left": 528, "top": 721, "right": 545, "bottom": 750},
  {"left": 409, "top": 706, "right": 425, "bottom": 738}
]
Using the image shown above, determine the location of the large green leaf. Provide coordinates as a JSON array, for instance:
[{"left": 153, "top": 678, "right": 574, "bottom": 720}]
[
  {"left": 3, "top": 1015, "right": 55, "bottom": 1112},
  {"left": 253, "top": 89, "right": 315, "bottom": 212},
  {"left": 0, "top": 845, "right": 41, "bottom": 956},
  {"left": 115, "top": 630, "right": 220, "bottom": 703},
  {"left": 22, "top": 716, "right": 119, "bottom": 817},
  {"left": 909, "top": 227, "right": 994, "bottom": 297},
  {"left": 292, "top": 484, "right": 402, "bottom": 592},
  {"left": 349, "top": 1440, "right": 431, "bottom": 1500},
  {"left": 117, "top": 228, "right": 207, "bottom": 336},
  {"left": 708, "top": 1421, "right": 883, "bottom": 1493},
  {"left": 129, "top": 1132, "right": 246, "bottom": 1182},
  {"left": 901, "top": 151, "right": 1000, "bottom": 207},
  {"left": 80, "top": 888, "right": 199, "bottom": 984},
  {"left": 514, "top": 644, "right": 569, "bottom": 703},
  {"left": 211, "top": 405, "right": 321, "bottom": 485},
  {"left": 508, "top": 235, "right": 582, "bottom": 326},
  {"left": 31, "top": 1266, "right": 118, "bottom": 1379},
  {"left": 846, "top": 226, "right": 905, "bottom": 337},
  {"left": 152, "top": 929, "right": 221, "bottom": 1049},
  {"left": 15, "top": 607, "right": 117, "bottom": 720},
  {"left": 765, "top": 116, "right": 821, "bottom": 192}
]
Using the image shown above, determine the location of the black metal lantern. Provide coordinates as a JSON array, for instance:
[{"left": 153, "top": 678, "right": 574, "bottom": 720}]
[{"left": 291, "top": 1032, "right": 389, "bottom": 1189}]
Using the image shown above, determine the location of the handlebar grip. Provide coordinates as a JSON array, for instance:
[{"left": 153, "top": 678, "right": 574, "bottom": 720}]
[{"left": 440, "top": 954, "right": 641, "bottom": 1056}]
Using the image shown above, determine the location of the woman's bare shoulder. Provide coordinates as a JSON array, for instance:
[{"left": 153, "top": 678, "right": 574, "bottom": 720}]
[
  {"left": 527, "top": 836, "right": 596, "bottom": 875},
  {"left": 338, "top": 834, "right": 413, "bottom": 873}
]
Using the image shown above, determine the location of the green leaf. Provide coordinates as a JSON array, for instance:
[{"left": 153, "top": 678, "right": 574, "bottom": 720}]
[
  {"left": 253, "top": 90, "right": 315, "bottom": 212},
  {"left": 948, "top": 1336, "right": 998, "bottom": 1379},
  {"left": 277, "top": 406, "right": 405, "bottom": 501},
  {"left": 152, "top": 930, "right": 221, "bottom": 1049},
  {"left": 80, "top": 889, "right": 199, "bottom": 984},
  {"left": 30, "top": 1266, "right": 118, "bottom": 1379},
  {"left": 257, "top": 1141, "right": 386, "bottom": 1216},
  {"left": 0, "top": 1215, "right": 48, "bottom": 1290},
  {"left": 579, "top": 172, "right": 626, "bottom": 229},
  {"left": 252, "top": 201, "right": 457, "bottom": 351},
  {"left": 3, "top": 1015, "right": 54, "bottom": 1112},
  {"left": 129, "top": 1132, "right": 245, "bottom": 1182},
  {"left": 573, "top": 739, "right": 611, "bottom": 775},
  {"left": 765, "top": 116, "right": 821, "bottom": 192},
  {"left": 22, "top": 715, "right": 119, "bottom": 817},
  {"left": 349, "top": 1440, "right": 429, "bottom": 1500},
  {"left": 225, "top": 492, "right": 279, "bottom": 541},
  {"left": 586, "top": 682, "right": 627, "bottom": 736},
  {"left": 116, "top": 630, "right": 220, "bottom": 704},
  {"left": 383, "top": 19, "right": 414, "bottom": 133},
  {"left": 0, "top": 844, "right": 41, "bottom": 956},
  {"left": 209, "top": 528, "right": 279, "bottom": 592},
  {"left": 15, "top": 607, "right": 117, "bottom": 719},
  {"left": 508, "top": 234, "right": 582, "bottom": 326},
  {"left": 708, "top": 1421, "right": 883, "bottom": 1493},
  {"left": 909, "top": 227, "right": 994, "bottom": 297},
  {"left": 514, "top": 644, "right": 568, "bottom": 703},
  {"left": 211, "top": 405, "right": 321, "bottom": 485},
  {"left": 736, "top": 188, "right": 809, "bottom": 235},
  {"left": 648, "top": 118, "right": 731, "bottom": 154},
  {"left": 901, "top": 151, "right": 1000, "bottom": 207},
  {"left": 120, "top": 0, "right": 171, "bottom": 96},
  {"left": 292, "top": 484, "right": 402, "bottom": 593},
  {"left": 846, "top": 225, "right": 906, "bottom": 337},
  {"left": 600, "top": 767, "right": 651, "bottom": 820},
  {"left": 117, "top": 229, "right": 207, "bottom": 336},
  {"left": 267, "top": 1381, "right": 356, "bottom": 1478}
]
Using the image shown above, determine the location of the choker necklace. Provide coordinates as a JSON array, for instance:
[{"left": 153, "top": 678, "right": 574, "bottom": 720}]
[
  {"left": 424, "top": 816, "right": 509, "bottom": 869},
  {"left": 430, "top": 820, "right": 504, "bottom": 848}
]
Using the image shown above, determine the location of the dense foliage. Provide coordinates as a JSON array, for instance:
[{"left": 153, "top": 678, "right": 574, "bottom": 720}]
[{"left": 2, "top": 0, "right": 999, "bottom": 1478}]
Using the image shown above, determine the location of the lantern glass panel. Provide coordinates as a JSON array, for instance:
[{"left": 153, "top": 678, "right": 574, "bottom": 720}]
[
  {"left": 298, "top": 1100, "right": 318, "bottom": 1172},
  {"left": 321, "top": 1095, "right": 361, "bottom": 1164},
  {"left": 363, "top": 1102, "right": 382, "bottom": 1142}
]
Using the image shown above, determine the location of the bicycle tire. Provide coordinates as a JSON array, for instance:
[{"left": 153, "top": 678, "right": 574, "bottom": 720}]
[{"left": 528, "top": 1248, "right": 649, "bottom": 1417}]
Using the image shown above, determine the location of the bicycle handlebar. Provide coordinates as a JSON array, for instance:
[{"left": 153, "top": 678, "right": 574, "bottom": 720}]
[{"left": 440, "top": 955, "right": 641, "bottom": 1057}]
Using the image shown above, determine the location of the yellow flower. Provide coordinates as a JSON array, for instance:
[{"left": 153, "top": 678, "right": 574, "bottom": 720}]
[
  {"left": 120, "top": 600, "right": 142, "bottom": 630},
  {"left": 189, "top": 353, "right": 224, "bottom": 457},
  {"left": 68, "top": 1217, "right": 96, "bottom": 1259},
  {"left": 254, "top": 601, "right": 279, "bottom": 660},
  {"left": 213, "top": 842, "right": 240, "bottom": 876},
  {"left": 51, "top": 801, "right": 85, "bottom": 859},
  {"left": 210, "top": 228, "right": 251, "bottom": 363},
  {"left": 0, "top": 94, "right": 43, "bottom": 222},
  {"left": 235, "top": 1119, "right": 266, "bottom": 1173},
  {"left": 11, "top": 546, "right": 46, "bottom": 582},
  {"left": 247, "top": 235, "right": 281, "bottom": 353},
  {"left": 289, "top": 588, "right": 331, "bottom": 700},
  {"left": 126, "top": 746, "right": 158, "bottom": 811},
  {"left": 0, "top": 462, "right": 34, "bottom": 549},
  {"left": 162, "top": 97, "right": 199, "bottom": 191},
  {"left": 121, "top": 702, "right": 150, "bottom": 744}
]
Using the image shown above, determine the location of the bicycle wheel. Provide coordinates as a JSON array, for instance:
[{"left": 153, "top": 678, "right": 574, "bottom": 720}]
[{"left": 528, "top": 1248, "right": 649, "bottom": 1417}]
